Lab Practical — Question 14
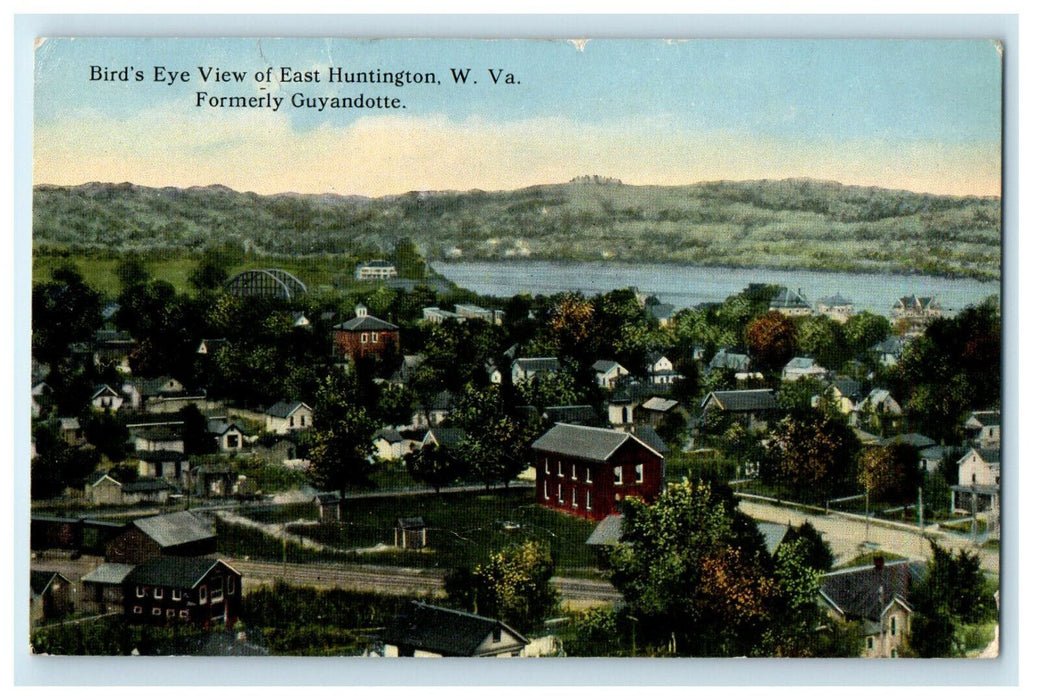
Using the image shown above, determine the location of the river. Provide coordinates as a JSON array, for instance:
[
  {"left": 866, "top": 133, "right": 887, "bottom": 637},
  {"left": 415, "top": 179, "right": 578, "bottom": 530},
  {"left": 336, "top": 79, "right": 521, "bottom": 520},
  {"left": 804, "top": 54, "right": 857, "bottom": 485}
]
[{"left": 431, "top": 261, "right": 1000, "bottom": 316}]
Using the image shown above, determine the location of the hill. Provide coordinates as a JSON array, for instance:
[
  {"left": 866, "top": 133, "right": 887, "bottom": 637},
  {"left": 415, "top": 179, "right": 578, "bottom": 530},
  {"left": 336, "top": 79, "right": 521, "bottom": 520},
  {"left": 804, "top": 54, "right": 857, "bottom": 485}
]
[{"left": 32, "top": 178, "right": 1001, "bottom": 280}]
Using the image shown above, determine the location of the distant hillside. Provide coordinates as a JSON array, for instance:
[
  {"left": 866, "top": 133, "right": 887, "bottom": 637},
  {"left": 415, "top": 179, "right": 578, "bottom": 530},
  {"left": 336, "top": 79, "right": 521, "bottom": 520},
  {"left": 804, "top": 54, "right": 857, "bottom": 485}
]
[{"left": 32, "top": 178, "right": 1001, "bottom": 279}]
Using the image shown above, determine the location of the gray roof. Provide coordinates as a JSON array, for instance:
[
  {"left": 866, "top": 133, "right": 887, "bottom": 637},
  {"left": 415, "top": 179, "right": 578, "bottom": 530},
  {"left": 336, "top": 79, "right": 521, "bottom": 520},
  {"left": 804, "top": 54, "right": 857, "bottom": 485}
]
[
  {"left": 871, "top": 336, "right": 905, "bottom": 355},
  {"left": 586, "top": 514, "right": 626, "bottom": 546},
  {"left": 592, "top": 359, "right": 621, "bottom": 373},
  {"left": 376, "top": 428, "right": 404, "bottom": 443},
  {"left": 965, "top": 411, "right": 1001, "bottom": 428},
  {"left": 770, "top": 287, "right": 811, "bottom": 309},
  {"left": 819, "top": 560, "right": 926, "bottom": 622},
  {"left": 709, "top": 349, "right": 751, "bottom": 371},
  {"left": 126, "top": 557, "right": 235, "bottom": 589},
  {"left": 382, "top": 601, "right": 528, "bottom": 657},
  {"left": 82, "top": 562, "right": 137, "bottom": 586},
  {"left": 425, "top": 428, "right": 466, "bottom": 449},
  {"left": 531, "top": 423, "right": 662, "bottom": 462},
  {"left": 702, "top": 389, "right": 779, "bottom": 412},
  {"left": 207, "top": 417, "right": 244, "bottom": 435},
  {"left": 513, "top": 357, "right": 561, "bottom": 373},
  {"left": 133, "top": 511, "right": 214, "bottom": 548},
  {"left": 30, "top": 570, "right": 69, "bottom": 597},
  {"left": 334, "top": 315, "right": 399, "bottom": 332},
  {"left": 756, "top": 522, "right": 793, "bottom": 557},
  {"left": 266, "top": 400, "right": 311, "bottom": 419},
  {"left": 883, "top": 433, "right": 937, "bottom": 449},
  {"left": 818, "top": 294, "right": 853, "bottom": 307},
  {"left": 784, "top": 357, "right": 820, "bottom": 371},
  {"left": 122, "top": 478, "right": 175, "bottom": 494},
  {"left": 542, "top": 405, "right": 601, "bottom": 426},
  {"left": 828, "top": 378, "right": 862, "bottom": 399},
  {"left": 962, "top": 447, "right": 1000, "bottom": 465},
  {"left": 642, "top": 397, "right": 679, "bottom": 413},
  {"left": 632, "top": 426, "right": 668, "bottom": 455},
  {"left": 396, "top": 517, "right": 427, "bottom": 530}
]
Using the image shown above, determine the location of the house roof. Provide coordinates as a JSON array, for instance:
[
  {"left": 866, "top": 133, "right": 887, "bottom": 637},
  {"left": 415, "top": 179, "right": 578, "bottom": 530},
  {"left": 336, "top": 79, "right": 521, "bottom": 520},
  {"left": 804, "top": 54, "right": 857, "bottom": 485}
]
[
  {"left": 334, "top": 315, "right": 399, "bottom": 332},
  {"left": 131, "top": 425, "right": 183, "bottom": 442},
  {"left": 424, "top": 428, "right": 466, "bottom": 449},
  {"left": 91, "top": 384, "right": 120, "bottom": 399},
  {"left": 642, "top": 397, "right": 679, "bottom": 413},
  {"left": 960, "top": 447, "right": 1000, "bottom": 465},
  {"left": 756, "top": 522, "right": 792, "bottom": 557},
  {"left": 965, "top": 411, "right": 1001, "bottom": 428},
  {"left": 770, "top": 287, "right": 811, "bottom": 309},
  {"left": 122, "top": 478, "right": 175, "bottom": 494},
  {"left": 207, "top": 417, "right": 244, "bottom": 435},
  {"left": 82, "top": 562, "right": 137, "bottom": 586},
  {"left": 592, "top": 359, "right": 621, "bottom": 373},
  {"left": 132, "top": 511, "right": 214, "bottom": 548},
  {"left": 381, "top": 601, "right": 528, "bottom": 657},
  {"left": 818, "top": 293, "right": 853, "bottom": 307},
  {"left": 59, "top": 417, "right": 81, "bottom": 431},
  {"left": 135, "top": 449, "right": 189, "bottom": 462},
  {"left": 871, "top": 336, "right": 905, "bottom": 355},
  {"left": 30, "top": 570, "right": 69, "bottom": 597},
  {"left": 894, "top": 295, "right": 939, "bottom": 311},
  {"left": 647, "top": 303, "right": 675, "bottom": 320},
  {"left": 396, "top": 517, "right": 427, "bottom": 530},
  {"left": 358, "top": 259, "right": 395, "bottom": 268},
  {"left": 632, "top": 426, "right": 668, "bottom": 455},
  {"left": 531, "top": 423, "right": 663, "bottom": 462},
  {"left": 819, "top": 560, "right": 926, "bottom": 622},
  {"left": 783, "top": 357, "right": 821, "bottom": 371},
  {"left": 586, "top": 514, "right": 626, "bottom": 546},
  {"left": 127, "top": 376, "right": 179, "bottom": 397},
  {"left": 708, "top": 349, "right": 751, "bottom": 371},
  {"left": 828, "top": 378, "right": 862, "bottom": 398},
  {"left": 376, "top": 428, "right": 405, "bottom": 444},
  {"left": 542, "top": 405, "right": 601, "bottom": 426},
  {"left": 266, "top": 400, "right": 312, "bottom": 419},
  {"left": 126, "top": 557, "right": 237, "bottom": 589},
  {"left": 701, "top": 389, "right": 779, "bottom": 412},
  {"left": 883, "top": 433, "right": 937, "bottom": 449},
  {"left": 513, "top": 357, "right": 561, "bottom": 374}
]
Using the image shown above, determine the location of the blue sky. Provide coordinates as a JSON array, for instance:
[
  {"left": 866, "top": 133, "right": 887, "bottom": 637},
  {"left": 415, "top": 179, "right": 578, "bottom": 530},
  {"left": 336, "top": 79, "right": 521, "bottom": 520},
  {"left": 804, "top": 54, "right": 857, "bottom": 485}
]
[{"left": 33, "top": 37, "right": 1003, "bottom": 196}]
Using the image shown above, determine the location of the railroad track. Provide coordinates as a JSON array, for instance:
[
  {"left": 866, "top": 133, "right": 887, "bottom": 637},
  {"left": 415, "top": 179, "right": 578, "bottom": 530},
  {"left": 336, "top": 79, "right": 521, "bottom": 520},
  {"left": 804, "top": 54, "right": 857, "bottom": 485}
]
[{"left": 226, "top": 558, "right": 623, "bottom": 603}]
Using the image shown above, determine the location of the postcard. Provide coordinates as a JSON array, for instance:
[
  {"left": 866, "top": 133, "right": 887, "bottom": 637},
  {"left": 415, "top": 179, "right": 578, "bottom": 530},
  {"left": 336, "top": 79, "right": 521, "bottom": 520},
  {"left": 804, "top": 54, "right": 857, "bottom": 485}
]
[{"left": 28, "top": 36, "right": 1003, "bottom": 663}]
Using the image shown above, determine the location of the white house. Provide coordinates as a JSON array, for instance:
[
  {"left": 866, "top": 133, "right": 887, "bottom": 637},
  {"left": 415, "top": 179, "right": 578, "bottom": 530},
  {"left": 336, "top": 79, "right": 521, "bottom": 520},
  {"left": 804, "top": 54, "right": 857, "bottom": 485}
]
[
  {"left": 265, "top": 401, "right": 313, "bottom": 434},
  {"left": 511, "top": 357, "right": 561, "bottom": 384},
  {"left": 91, "top": 385, "right": 124, "bottom": 412},
  {"left": 592, "top": 360, "right": 629, "bottom": 389},
  {"left": 782, "top": 357, "right": 828, "bottom": 382}
]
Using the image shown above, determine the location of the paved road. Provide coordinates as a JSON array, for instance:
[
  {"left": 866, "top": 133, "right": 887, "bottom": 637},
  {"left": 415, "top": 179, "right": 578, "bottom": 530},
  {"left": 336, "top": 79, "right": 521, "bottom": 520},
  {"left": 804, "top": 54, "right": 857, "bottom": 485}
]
[
  {"left": 226, "top": 558, "right": 622, "bottom": 604},
  {"left": 737, "top": 498, "right": 1000, "bottom": 573}
]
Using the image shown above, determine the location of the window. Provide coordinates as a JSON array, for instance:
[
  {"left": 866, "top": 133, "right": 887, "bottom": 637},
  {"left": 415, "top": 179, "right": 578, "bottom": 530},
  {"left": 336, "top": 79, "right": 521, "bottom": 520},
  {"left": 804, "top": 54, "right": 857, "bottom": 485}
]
[
  {"left": 585, "top": 467, "right": 591, "bottom": 484},
  {"left": 571, "top": 464, "right": 577, "bottom": 481},
  {"left": 166, "top": 609, "right": 176, "bottom": 618},
  {"left": 227, "top": 434, "right": 239, "bottom": 449},
  {"left": 179, "top": 610, "right": 189, "bottom": 620},
  {"left": 866, "top": 637, "right": 874, "bottom": 650},
  {"left": 227, "top": 577, "right": 236, "bottom": 595},
  {"left": 572, "top": 487, "right": 577, "bottom": 508},
  {"left": 199, "top": 585, "right": 208, "bottom": 604},
  {"left": 136, "top": 586, "right": 146, "bottom": 598},
  {"left": 133, "top": 605, "right": 143, "bottom": 614},
  {"left": 300, "top": 414, "right": 306, "bottom": 427},
  {"left": 172, "top": 589, "right": 182, "bottom": 601},
  {"left": 558, "top": 461, "right": 564, "bottom": 477},
  {"left": 614, "top": 466, "right": 623, "bottom": 485},
  {"left": 211, "top": 579, "right": 224, "bottom": 603},
  {"left": 586, "top": 491, "right": 592, "bottom": 511},
  {"left": 361, "top": 333, "right": 369, "bottom": 344},
  {"left": 372, "top": 332, "right": 380, "bottom": 343},
  {"left": 544, "top": 458, "right": 549, "bottom": 475},
  {"left": 557, "top": 484, "right": 563, "bottom": 503},
  {"left": 289, "top": 415, "right": 295, "bottom": 428},
  {"left": 153, "top": 587, "right": 163, "bottom": 600},
  {"left": 891, "top": 616, "right": 898, "bottom": 636},
  {"left": 492, "top": 627, "right": 502, "bottom": 643},
  {"left": 635, "top": 464, "right": 644, "bottom": 484},
  {"left": 152, "top": 607, "right": 162, "bottom": 616},
  {"left": 890, "top": 649, "right": 898, "bottom": 658},
  {"left": 544, "top": 481, "right": 549, "bottom": 500}
]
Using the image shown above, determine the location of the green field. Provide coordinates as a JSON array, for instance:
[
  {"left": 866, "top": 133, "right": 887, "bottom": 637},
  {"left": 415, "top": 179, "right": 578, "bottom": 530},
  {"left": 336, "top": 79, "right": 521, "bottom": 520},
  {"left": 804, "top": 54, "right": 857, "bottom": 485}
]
[{"left": 234, "top": 488, "right": 600, "bottom": 574}]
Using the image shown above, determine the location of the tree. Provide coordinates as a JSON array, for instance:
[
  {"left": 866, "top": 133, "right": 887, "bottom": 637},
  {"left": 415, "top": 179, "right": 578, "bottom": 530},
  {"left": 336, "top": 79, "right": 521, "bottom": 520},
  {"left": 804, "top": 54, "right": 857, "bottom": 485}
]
[
  {"left": 32, "top": 265, "right": 103, "bottom": 366},
  {"left": 776, "top": 377, "right": 826, "bottom": 412},
  {"left": 450, "top": 383, "right": 540, "bottom": 488},
  {"left": 744, "top": 312, "right": 797, "bottom": 373},
  {"left": 908, "top": 541, "right": 992, "bottom": 656},
  {"left": 445, "top": 541, "right": 560, "bottom": 634},
  {"left": 761, "top": 414, "right": 860, "bottom": 501},
  {"left": 760, "top": 538, "right": 827, "bottom": 656},
  {"left": 82, "top": 410, "right": 130, "bottom": 462},
  {"left": 307, "top": 406, "right": 378, "bottom": 498},
  {"left": 404, "top": 444, "right": 463, "bottom": 494},
  {"left": 844, "top": 311, "right": 891, "bottom": 358},
  {"left": 178, "top": 404, "right": 215, "bottom": 455},
  {"left": 796, "top": 315, "right": 847, "bottom": 369},
  {"left": 857, "top": 444, "right": 921, "bottom": 504},
  {"left": 116, "top": 252, "right": 150, "bottom": 289},
  {"left": 788, "top": 522, "right": 834, "bottom": 571},
  {"left": 188, "top": 248, "right": 231, "bottom": 291},
  {"left": 608, "top": 480, "right": 781, "bottom": 656}
]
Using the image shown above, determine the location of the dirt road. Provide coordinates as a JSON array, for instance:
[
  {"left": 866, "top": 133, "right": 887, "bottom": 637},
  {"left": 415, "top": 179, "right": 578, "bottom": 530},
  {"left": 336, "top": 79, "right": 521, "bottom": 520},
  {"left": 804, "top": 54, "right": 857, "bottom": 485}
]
[{"left": 736, "top": 498, "right": 1000, "bottom": 573}]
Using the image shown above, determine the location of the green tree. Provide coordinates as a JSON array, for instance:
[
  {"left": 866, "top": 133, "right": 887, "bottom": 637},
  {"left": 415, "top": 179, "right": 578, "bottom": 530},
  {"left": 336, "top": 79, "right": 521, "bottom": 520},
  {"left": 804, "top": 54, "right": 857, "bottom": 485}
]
[
  {"left": 307, "top": 406, "right": 378, "bottom": 498},
  {"left": 82, "top": 410, "right": 130, "bottom": 462},
  {"left": 188, "top": 248, "right": 231, "bottom": 291},
  {"left": 608, "top": 480, "right": 780, "bottom": 656},
  {"left": 796, "top": 315, "right": 848, "bottom": 369},
  {"left": 178, "top": 404, "right": 215, "bottom": 455},
  {"left": 776, "top": 377, "right": 826, "bottom": 413},
  {"left": 844, "top": 311, "right": 891, "bottom": 358},
  {"left": 32, "top": 265, "right": 103, "bottom": 366},
  {"left": 445, "top": 541, "right": 560, "bottom": 634},
  {"left": 404, "top": 444, "right": 463, "bottom": 493}
]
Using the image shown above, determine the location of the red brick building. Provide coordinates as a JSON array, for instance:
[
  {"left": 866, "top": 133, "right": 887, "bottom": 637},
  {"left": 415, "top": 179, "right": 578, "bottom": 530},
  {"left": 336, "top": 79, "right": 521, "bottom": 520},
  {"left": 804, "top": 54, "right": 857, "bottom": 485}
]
[
  {"left": 332, "top": 305, "right": 399, "bottom": 361},
  {"left": 532, "top": 423, "right": 665, "bottom": 520}
]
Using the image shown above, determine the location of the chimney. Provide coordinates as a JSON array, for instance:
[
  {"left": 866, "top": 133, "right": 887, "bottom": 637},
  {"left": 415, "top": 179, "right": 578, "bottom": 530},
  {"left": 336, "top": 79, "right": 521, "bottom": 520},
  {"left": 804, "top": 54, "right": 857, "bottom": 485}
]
[{"left": 873, "top": 555, "right": 885, "bottom": 571}]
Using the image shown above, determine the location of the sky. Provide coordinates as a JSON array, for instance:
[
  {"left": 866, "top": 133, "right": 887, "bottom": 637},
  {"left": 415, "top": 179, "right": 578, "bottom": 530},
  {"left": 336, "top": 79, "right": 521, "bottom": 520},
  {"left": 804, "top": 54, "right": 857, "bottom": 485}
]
[{"left": 33, "top": 37, "right": 1004, "bottom": 197}]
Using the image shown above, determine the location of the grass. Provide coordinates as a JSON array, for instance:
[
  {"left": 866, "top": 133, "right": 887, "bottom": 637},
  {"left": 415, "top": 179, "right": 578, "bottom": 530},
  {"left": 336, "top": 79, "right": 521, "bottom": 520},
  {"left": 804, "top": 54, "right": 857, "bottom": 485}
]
[{"left": 231, "top": 488, "right": 600, "bottom": 574}]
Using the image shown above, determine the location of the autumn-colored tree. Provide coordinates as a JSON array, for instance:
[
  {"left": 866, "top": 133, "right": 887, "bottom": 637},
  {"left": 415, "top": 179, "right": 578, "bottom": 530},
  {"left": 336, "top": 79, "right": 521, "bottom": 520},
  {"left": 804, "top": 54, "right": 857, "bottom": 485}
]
[
  {"left": 761, "top": 414, "right": 860, "bottom": 500},
  {"left": 857, "top": 443, "right": 921, "bottom": 504},
  {"left": 744, "top": 312, "right": 798, "bottom": 373}
]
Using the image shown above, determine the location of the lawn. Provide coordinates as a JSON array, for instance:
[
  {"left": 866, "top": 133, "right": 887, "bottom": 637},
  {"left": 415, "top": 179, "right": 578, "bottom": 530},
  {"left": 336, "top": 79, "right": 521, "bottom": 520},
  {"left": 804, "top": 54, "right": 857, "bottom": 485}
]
[{"left": 249, "top": 488, "right": 600, "bottom": 574}]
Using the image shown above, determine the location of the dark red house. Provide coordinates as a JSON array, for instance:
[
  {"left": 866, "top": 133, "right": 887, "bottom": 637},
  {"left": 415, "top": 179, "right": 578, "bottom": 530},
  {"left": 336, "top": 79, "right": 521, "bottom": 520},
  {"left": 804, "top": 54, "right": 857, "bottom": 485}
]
[
  {"left": 531, "top": 423, "right": 665, "bottom": 520},
  {"left": 332, "top": 304, "right": 399, "bottom": 361},
  {"left": 124, "top": 557, "right": 242, "bottom": 628}
]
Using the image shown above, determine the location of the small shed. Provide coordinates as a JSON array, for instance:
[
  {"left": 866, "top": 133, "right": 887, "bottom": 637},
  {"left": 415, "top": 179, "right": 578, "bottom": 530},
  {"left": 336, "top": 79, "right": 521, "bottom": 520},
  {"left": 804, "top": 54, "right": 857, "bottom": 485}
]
[
  {"left": 395, "top": 517, "right": 428, "bottom": 550},
  {"left": 30, "top": 570, "right": 74, "bottom": 624},
  {"left": 315, "top": 493, "right": 342, "bottom": 523},
  {"left": 82, "top": 562, "right": 136, "bottom": 613}
]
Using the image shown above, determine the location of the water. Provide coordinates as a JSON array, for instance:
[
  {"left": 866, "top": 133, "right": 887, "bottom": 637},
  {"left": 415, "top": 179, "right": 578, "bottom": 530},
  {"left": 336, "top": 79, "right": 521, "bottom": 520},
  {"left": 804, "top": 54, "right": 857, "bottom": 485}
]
[{"left": 432, "top": 261, "right": 1000, "bottom": 316}]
